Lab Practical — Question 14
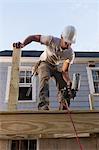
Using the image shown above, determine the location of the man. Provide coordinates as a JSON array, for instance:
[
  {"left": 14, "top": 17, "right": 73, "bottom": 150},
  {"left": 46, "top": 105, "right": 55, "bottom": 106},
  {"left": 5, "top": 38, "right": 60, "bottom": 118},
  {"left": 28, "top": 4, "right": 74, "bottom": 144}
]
[{"left": 13, "top": 25, "right": 76, "bottom": 110}]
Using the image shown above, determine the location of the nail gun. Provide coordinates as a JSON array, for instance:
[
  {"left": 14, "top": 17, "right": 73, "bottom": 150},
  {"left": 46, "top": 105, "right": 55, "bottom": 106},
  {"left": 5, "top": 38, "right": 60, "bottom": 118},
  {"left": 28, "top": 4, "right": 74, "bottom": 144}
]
[{"left": 60, "top": 73, "right": 81, "bottom": 109}]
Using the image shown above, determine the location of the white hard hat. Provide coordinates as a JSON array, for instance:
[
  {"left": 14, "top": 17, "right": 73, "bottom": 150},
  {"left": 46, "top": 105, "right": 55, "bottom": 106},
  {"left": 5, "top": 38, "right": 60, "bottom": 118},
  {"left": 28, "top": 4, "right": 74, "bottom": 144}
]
[{"left": 61, "top": 25, "right": 76, "bottom": 44}]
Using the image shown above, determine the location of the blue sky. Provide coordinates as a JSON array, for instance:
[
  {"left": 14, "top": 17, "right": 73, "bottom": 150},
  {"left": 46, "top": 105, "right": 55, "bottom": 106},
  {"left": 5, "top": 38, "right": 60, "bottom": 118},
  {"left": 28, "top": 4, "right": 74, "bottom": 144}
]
[{"left": 0, "top": 0, "right": 99, "bottom": 51}]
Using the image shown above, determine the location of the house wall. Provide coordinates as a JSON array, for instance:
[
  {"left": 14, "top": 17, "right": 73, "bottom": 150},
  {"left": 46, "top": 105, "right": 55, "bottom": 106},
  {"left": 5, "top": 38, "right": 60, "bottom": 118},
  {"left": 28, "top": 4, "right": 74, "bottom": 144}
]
[
  {"left": 70, "top": 63, "right": 90, "bottom": 110},
  {"left": 0, "top": 62, "right": 11, "bottom": 110},
  {"left": 0, "top": 58, "right": 99, "bottom": 111},
  {"left": 0, "top": 140, "right": 9, "bottom": 150},
  {"left": 39, "top": 137, "right": 99, "bottom": 150},
  {"left": 0, "top": 137, "right": 99, "bottom": 150}
]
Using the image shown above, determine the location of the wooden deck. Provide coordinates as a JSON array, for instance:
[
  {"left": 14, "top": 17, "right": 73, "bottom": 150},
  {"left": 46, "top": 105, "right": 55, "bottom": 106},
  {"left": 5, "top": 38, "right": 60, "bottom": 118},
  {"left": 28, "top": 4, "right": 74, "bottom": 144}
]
[{"left": 0, "top": 110, "right": 99, "bottom": 139}]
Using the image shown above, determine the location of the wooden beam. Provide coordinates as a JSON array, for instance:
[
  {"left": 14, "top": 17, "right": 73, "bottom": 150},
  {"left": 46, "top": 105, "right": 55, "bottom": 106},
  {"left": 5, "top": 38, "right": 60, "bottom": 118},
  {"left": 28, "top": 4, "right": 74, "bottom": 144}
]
[
  {"left": 0, "top": 110, "right": 99, "bottom": 139},
  {"left": 8, "top": 47, "right": 21, "bottom": 111}
]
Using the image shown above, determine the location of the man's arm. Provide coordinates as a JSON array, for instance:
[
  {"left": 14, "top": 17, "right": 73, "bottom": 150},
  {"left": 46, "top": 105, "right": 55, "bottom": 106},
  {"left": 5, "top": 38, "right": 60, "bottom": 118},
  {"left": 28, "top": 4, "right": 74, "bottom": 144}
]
[
  {"left": 62, "top": 59, "right": 72, "bottom": 97},
  {"left": 62, "top": 59, "right": 71, "bottom": 85},
  {"left": 13, "top": 35, "right": 52, "bottom": 48},
  {"left": 13, "top": 35, "right": 41, "bottom": 48},
  {"left": 22, "top": 35, "right": 41, "bottom": 47}
]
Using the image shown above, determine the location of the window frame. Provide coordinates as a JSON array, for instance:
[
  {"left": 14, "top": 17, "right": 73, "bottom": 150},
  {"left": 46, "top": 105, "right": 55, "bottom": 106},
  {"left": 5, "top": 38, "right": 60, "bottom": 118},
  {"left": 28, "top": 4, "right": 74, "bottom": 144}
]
[
  {"left": 18, "top": 67, "right": 33, "bottom": 102},
  {"left": 5, "top": 66, "right": 37, "bottom": 103},
  {"left": 10, "top": 139, "right": 37, "bottom": 150},
  {"left": 86, "top": 67, "right": 99, "bottom": 95}
]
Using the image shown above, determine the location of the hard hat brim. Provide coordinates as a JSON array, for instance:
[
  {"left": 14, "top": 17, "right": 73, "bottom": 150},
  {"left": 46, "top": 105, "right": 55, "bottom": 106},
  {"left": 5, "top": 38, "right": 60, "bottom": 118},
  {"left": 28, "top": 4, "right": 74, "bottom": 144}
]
[{"left": 63, "top": 38, "right": 76, "bottom": 44}]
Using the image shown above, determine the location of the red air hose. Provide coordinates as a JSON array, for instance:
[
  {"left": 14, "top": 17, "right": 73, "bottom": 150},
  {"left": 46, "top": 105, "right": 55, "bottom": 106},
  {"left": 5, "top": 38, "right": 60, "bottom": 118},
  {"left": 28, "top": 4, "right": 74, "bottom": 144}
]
[{"left": 63, "top": 101, "right": 84, "bottom": 150}]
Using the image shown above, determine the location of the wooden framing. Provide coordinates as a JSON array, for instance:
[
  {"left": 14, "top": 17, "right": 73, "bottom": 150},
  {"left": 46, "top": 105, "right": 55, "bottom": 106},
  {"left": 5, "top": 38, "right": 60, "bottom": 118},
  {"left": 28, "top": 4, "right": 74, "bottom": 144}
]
[
  {"left": 8, "top": 47, "right": 21, "bottom": 111},
  {"left": 0, "top": 110, "right": 99, "bottom": 139}
]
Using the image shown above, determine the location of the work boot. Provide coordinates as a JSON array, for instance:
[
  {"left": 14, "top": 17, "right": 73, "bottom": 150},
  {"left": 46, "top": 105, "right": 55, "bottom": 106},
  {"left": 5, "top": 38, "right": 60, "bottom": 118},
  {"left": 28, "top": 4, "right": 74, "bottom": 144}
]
[
  {"left": 38, "top": 101, "right": 49, "bottom": 110},
  {"left": 59, "top": 100, "right": 69, "bottom": 110}
]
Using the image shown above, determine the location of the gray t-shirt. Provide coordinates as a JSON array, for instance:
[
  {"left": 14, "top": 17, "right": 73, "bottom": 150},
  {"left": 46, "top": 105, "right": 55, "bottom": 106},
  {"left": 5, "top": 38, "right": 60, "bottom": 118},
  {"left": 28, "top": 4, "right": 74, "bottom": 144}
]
[{"left": 39, "top": 35, "right": 75, "bottom": 65}]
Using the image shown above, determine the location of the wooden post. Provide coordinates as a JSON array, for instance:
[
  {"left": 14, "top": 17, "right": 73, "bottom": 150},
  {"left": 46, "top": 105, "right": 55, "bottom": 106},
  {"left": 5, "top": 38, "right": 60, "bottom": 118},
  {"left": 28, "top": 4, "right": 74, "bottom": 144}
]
[
  {"left": 8, "top": 47, "right": 21, "bottom": 111},
  {"left": 89, "top": 94, "right": 94, "bottom": 110}
]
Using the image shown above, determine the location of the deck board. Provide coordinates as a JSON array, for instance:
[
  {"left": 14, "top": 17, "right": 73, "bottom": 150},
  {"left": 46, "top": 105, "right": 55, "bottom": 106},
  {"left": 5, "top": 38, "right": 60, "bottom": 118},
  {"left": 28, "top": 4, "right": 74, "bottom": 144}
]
[{"left": 0, "top": 110, "right": 99, "bottom": 139}]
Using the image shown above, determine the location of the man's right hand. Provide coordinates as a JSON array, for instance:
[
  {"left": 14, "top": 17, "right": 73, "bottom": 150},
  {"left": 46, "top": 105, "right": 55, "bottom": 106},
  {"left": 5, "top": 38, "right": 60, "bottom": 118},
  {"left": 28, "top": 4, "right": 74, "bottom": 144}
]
[{"left": 13, "top": 42, "right": 24, "bottom": 49}]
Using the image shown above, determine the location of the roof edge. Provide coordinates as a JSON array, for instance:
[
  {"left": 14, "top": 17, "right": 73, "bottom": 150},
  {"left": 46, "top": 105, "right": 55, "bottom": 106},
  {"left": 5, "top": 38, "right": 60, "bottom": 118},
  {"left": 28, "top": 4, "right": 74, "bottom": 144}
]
[{"left": 0, "top": 50, "right": 99, "bottom": 58}]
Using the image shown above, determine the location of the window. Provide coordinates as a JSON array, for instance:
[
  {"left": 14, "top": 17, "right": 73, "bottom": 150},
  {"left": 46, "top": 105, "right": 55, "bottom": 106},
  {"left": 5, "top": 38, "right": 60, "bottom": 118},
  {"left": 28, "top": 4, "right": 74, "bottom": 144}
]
[
  {"left": 11, "top": 140, "right": 37, "bottom": 150},
  {"left": 87, "top": 67, "right": 99, "bottom": 94},
  {"left": 6, "top": 66, "right": 37, "bottom": 102},
  {"left": 18, "top": 70, "right": 32, "bottom": 101},
  {"left": 92, "top": 70, "right": 99, "bottom": 93}
]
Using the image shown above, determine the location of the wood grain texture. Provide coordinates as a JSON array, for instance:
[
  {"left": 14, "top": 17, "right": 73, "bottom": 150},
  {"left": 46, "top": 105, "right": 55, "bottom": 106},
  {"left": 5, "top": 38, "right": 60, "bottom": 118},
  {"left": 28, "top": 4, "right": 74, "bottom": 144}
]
[
  {"left": 0, "top": 110, "right": 99, "bottom": 139},
  {"left": 8, "top": 47, "right": 21, "bottom": 111}
]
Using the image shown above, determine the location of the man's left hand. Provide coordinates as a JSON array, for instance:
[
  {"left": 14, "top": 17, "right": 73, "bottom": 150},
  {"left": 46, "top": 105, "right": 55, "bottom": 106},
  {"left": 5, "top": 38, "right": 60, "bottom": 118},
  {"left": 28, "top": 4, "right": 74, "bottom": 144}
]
[{"left": 13, "top": 42, "right": 24, "bottom": 49}]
